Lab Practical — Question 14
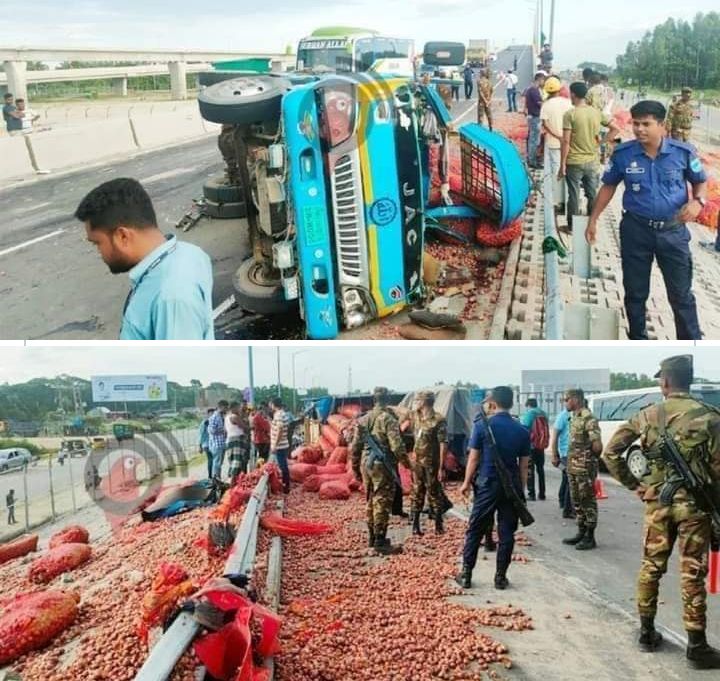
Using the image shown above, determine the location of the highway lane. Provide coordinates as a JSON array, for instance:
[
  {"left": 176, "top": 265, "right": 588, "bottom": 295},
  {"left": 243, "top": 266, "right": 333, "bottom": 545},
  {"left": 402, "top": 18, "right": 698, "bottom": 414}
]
[{"left": 0, "top": 137, "right": 250, "bottom": 340}]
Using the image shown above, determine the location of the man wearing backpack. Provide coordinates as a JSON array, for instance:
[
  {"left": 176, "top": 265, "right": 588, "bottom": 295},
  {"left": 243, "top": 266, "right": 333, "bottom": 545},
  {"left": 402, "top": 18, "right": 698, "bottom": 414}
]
[{"left": 520, "top": 398, "right": 550, "bottom": 501}]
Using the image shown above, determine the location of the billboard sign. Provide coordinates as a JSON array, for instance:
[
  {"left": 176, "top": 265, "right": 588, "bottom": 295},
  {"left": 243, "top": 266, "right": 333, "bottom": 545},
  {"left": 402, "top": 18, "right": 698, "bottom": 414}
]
[{"left": 92, "top": 375, "right": 167, "bottom": 403}]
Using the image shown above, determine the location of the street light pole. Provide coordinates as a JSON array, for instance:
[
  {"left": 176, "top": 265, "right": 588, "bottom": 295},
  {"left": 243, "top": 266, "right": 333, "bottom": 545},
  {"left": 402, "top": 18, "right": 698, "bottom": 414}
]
[
  {"left": 291, "top": 350, "right": 310, "bottom": 414},
  {"left": 276, "top": 347, "right": 281, "bottom": 398},
  {"left": 247, "top": 347, "right": 255, "bottom": 407},
  {"left": 549, "top": 0, "right": 556, "bottom": 48}
]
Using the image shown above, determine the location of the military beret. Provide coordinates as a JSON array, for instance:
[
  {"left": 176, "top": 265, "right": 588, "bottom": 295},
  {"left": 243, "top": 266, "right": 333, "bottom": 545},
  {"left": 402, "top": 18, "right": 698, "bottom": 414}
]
[{"left": 654, "top": 355, "right": 693, "bottom": 379}]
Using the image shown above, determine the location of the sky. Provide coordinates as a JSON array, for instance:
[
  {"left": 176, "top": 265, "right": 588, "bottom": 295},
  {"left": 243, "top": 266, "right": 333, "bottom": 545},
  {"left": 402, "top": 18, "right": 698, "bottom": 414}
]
[
  {"left": 1, "top": 344, "right": 719, "bottom": 394},
  {"left": 0, "top": 0, "right": 717, "bottom": 69}
]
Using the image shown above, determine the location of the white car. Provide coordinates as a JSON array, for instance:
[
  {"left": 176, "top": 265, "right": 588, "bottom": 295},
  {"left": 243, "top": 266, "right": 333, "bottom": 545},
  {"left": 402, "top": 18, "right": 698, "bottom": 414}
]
[{"left": 0, "top": 448, "right": 34, "bottom": 472}]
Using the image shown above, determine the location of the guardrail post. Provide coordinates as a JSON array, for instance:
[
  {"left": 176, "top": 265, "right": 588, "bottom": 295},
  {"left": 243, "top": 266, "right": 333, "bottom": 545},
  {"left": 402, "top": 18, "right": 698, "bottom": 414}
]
[
  {"left": 68, "top": 456, "right": 77, "bottom": 512},
  {"left": 23, "top": 464, "right": 30, "bottom": 530}
]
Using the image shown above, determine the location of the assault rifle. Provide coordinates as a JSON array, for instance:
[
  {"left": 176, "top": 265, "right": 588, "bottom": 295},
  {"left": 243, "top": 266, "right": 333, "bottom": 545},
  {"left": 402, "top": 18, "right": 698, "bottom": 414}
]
[
  {"left": 477, "top": 409, "right": 535, "bottom": 527},
  {"left": 364, "top": 431, "right": 402, "bottom": 488}
]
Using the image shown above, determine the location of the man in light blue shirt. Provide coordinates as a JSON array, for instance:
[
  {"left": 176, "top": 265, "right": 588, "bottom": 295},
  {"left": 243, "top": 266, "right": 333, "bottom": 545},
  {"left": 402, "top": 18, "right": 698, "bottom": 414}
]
[
  {"left": 198, "top": 408, "right": 214, "bottom": 478},
  {"left": 551, "top": 407, "right": 574, "bottom": 518},
  {"left": 75, "top": 178, "right": 214, "bottom": 340}
]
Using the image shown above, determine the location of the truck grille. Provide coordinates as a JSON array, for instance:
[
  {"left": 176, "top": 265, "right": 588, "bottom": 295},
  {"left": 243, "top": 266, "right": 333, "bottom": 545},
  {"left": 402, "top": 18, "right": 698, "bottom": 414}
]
[{"left": 330, "top": 152, "right": 369, "bottom": 288}]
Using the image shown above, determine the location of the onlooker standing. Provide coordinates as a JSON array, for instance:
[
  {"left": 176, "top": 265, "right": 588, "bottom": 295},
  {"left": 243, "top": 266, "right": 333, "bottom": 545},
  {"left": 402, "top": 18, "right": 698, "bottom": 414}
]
[
  {"left": 540, "top": 43, "right": 554, "bottom": 72},
  {"left": 520, "top": 398, "right": 549, "bottom": 501},
  {"left": 15, "top": 98, "right": 39, "bottom": 134},
  {"left": 75, "top": 178, "right": 215, "bottom": 340},
  {"left": 270, "top": 397, "right": 292, "bottom": 494},
  {"left": 476, "top": 69, "right": 494, "bottom": 130},
  {"left": 551, "top": 406, "right": 574, "bottom": 518},
  {"left": 3, "top": 93, "right": 23, "bottom": 135},
  {"left": 586, "top": 73, "right": 607, "bottom": 112},
  {"left": 451, "top": 70, "right": 461, "bottom": 103},
  {"left": 500, "top": 70, "right": 519, "bottom": 112},
  {"left": 524, "top": 72, "right": 547, "bottom": 169},
  {"left": 252, "top": 402, "right": 271, "bottom": 463},
  {"left": 6, "top": 489, "right": 17, "bottom": 525},
  {"left": 208, "top": 400, "right": 229, "bottom": 480},
  {"left": 586, "top": 100, "right": 706, "bottom": 341},
  {"left": 541, "top": 76, "right": 572, "bottom": 205},
  {"left": 226, "top": 401, "right": 250, "bottom": 483},
  {"left": 456, "top": 387, "right": 530, "bottom": 590},
  {"left": 198, "top": 408, "right": 214, "bottom": 478},
  {"left": 560, "top": 83, "right": 618, "bottom": 230},
  {"left": 463, "top": 64, "right": 474, "bottom": 100}
]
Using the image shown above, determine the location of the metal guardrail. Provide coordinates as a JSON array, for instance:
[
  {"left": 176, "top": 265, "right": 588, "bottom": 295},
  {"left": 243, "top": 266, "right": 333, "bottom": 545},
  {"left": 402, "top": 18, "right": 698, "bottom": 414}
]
[
  {"left": 134, "top": 471, "right": 270, "bottom": 681},
  {"left": 542, "top": 145, "right": 564, "bottom": 339}
]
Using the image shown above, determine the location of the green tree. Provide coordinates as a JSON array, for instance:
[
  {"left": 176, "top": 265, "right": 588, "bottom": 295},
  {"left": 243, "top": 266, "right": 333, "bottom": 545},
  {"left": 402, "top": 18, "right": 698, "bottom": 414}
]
[{"left": 610, "top": 373, "right": 657, "bottom": 391}]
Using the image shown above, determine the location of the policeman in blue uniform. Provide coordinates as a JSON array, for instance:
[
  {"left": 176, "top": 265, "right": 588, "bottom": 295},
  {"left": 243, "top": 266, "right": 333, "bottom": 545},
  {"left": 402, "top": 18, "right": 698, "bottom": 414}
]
[{"left": 585, "top": 100, "right": 708, "bottom": 340}]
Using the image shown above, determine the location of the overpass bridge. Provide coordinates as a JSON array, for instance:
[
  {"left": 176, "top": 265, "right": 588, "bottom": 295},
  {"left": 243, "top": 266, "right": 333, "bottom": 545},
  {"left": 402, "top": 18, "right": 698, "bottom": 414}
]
[{"left": 0, "top": 47, "right": 295, "bottom": 101}]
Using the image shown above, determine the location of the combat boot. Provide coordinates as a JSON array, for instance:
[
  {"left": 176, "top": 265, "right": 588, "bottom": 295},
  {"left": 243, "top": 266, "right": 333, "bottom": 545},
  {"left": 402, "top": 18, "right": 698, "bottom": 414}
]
[
  {"left": 435, "top": 512, "right": 444, "bottom": 535},
  {"left": 412, "top": 512, "right": 424, "bottom": 536},
  {"left": 484, "top": 529, "right": 497, "bottom": 552},
  {"left": 562, "top": 525, "right": 586, "bottom": 545},
  {"left": 374, "top": 530, "right": 402, "bottom": 556},
  {"left": 687, "top": 630, "right": 720, "bottom": 669},
  {"left": 638, "top": 616, "right": 663, "bottom": 652},
  {"left": 575, "top": 527, "right": 597, "bottom": 551},
  {"left": 455, "top": 564, "right": 472, "bottom": 589},
  {"left": 494, "top": 572, "right": 509, "bottom": 590}
]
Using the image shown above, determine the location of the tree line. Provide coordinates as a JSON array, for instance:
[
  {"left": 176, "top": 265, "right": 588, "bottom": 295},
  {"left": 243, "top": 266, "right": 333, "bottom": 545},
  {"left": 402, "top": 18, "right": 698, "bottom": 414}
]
[{"left": 616, "top": 12, "right": 720, "bottom": 91}]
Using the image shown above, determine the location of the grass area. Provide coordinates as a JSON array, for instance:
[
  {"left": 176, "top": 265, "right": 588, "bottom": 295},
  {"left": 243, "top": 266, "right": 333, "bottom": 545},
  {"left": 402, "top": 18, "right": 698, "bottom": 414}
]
[{"left": 0, "top": 438, "right": 48, "bottom": 458}]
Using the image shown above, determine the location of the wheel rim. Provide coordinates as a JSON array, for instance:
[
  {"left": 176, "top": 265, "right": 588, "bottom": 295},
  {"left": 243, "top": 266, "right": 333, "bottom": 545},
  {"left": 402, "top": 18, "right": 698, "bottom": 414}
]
[
  {"left": 627, "top": 450, "right": 649, "bottom": 479},
  {"left": 247, "top": 261, "right": 281, "bottom": 289}
]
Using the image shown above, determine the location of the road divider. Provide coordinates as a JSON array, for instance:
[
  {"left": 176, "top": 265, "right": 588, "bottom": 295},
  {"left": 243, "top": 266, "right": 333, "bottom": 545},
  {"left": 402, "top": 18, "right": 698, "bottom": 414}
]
[{"left": 130, "top": 110, "right": 206, "bottom": 149}]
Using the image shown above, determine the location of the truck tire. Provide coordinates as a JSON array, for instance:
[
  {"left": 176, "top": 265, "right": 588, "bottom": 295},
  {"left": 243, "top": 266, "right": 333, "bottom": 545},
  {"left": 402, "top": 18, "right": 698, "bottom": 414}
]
[
  {"left": 233, "top": 257, "right": 296, "bottom": 316},
  {"left": 204, "top": 199, "right": 247, "bottom": 220},
  {"left": 203, "top": 177, "right": 243, "bottom": 204},
  {"left": 198, "top": 70, "right": 256, "bottom": 88},
  {"left": 198, "top": 76, "right": 292, "bottom": 126}
]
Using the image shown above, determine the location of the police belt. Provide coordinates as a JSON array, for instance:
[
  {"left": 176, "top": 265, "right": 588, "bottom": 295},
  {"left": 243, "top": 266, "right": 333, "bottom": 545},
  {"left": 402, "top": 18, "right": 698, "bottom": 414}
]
[{"left": 624, "top": 211, "right": 682, "bottom": 231}]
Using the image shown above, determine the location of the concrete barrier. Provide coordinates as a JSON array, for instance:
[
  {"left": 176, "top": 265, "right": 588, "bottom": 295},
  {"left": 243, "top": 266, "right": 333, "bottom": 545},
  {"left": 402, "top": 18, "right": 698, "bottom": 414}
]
[
  {"left": 131, "top": 109, "right": 206, "bottom": 148},
  {"left": 30, "top": 119, "right": 138, "bottom": 172},
  {"left": 0, "top": 135, "right": 36, "bottom": 182}
]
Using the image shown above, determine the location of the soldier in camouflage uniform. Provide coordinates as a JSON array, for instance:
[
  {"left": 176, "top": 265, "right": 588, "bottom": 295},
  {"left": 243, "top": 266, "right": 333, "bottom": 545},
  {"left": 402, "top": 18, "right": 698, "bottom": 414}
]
[
  {"left": 562, "top": 388, "right": 603, "bottom": 550},
  {"left": 408, "top": 391, "right": 448, "bottom": 536},
  {"left": 603, "top": 355, "right": 720, "bottom": 669},
  {"left": 477, "top": 69, "right": 494, "bottom": 130},
  {"left": 218, "top": 124, "right": 240, "bottom": 184},
  {"left": 586, "top": 73, "right": 607, "bottom": 113},
  {"left": 350, "top": 387, "right": 412, "bottom": 556},
  {"left": 667, "top": 87, "right": 695, "bottom": 142}
]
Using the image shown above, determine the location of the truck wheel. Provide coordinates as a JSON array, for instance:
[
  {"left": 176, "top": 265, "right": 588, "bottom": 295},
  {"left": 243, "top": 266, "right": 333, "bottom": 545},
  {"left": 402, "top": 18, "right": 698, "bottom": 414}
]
[
  {"left": 198, "top": 70, "right": 256, "bottom": 88},
  {"left": 233, "top": 257, "right": 296, "bottom": 316},
  {"left": 198, "top": 76, "right": 292, "bottom": 126},
  {"left": 203, "top": 178, "right": 244, "bottom": 204},
  {"left": 204, "top": 199, "right": 247, "bottom": 220}
]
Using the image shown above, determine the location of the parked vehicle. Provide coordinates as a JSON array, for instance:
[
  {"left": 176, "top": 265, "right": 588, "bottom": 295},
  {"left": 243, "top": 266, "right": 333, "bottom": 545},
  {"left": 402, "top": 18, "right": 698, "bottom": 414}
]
[
  {"left": 58, "top": 439, "right": 90, "bottom": 461},
  {"left": 198, "top": 39, "right": 530, "bottom": 339},
  {"left": 113, "top": 423, "right": 135, "bottom": 442},
  {"left": 0, "top": 448, "right": 34, "bottom": 472},
  {"left": 90, "top": 436, "right": 108, "bottom": 450}
]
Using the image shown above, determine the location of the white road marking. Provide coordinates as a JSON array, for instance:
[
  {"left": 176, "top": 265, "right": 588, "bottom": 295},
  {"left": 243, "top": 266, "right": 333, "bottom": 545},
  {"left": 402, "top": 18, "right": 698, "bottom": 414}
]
[
  {"left": 452, "top": 101, "right": 478, "bottom": 126},
  {"left": 0, "top": 228, "right": 66, "bottom": 257},
  {"left": 140, "top": 166, "right": 198, "bottom": 185},
  {"left": 213, "top": 294, "right": 236, "bottom": 320}
]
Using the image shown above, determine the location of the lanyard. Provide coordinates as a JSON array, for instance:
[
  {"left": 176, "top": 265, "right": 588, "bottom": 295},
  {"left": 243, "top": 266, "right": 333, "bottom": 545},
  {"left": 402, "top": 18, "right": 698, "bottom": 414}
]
[{"left": 122, "top": 243, "right": 178, "bottom": 317}]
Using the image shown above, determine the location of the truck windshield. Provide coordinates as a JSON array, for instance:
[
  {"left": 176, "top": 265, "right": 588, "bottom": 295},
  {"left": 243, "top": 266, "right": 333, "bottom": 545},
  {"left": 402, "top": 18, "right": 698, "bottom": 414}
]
[
  {"left": 297, "top": 42, "right": 353, "bottom": 73},
  {"left": 354, "top": 37, "right": 413, "bottom": 72}
]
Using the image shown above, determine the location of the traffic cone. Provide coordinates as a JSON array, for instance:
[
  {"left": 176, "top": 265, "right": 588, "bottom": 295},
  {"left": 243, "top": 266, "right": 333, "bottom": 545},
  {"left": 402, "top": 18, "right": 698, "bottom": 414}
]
[
  {"left": 594, "top": 478, "right": 608, "bottom": 500},
  {"left": 709, "top": 550, "right": 719, "bottom": 596}
]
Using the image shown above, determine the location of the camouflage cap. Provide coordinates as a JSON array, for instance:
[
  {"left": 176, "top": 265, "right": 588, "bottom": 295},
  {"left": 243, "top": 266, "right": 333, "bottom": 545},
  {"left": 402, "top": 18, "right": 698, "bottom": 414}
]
[
  {"left": 654, "top": 355, "right": 693, "bottom": 379},
  {"left": 416, "top": 390, "right": 436, "bottom": 402},
  {"left": 373, "top": 387, "right": 390, "bottom": 399},
  {"left": 564, "top": 388, "right": 584, "bottom": 401},
  {"left": 681, "top": 86, "right": 693, "bottom": 94}
]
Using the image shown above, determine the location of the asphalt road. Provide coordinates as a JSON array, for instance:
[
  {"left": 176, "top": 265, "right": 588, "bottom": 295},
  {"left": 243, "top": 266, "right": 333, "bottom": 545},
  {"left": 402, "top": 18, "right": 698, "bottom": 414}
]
[
  {"left": 0, "top": 138, "right": 250, "bottom": 340},
  {"left": 526, "top": 467, "right": 720, "bottom": 646}
]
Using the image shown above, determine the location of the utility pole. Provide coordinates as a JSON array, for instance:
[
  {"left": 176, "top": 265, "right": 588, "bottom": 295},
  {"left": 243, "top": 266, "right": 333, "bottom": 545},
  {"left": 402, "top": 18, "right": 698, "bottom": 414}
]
[
  {"left": 549, "top": 0, "right": 556, "bottom": 47},
  {"left": 347, "top": 365, "right": 353, "bottom": 394},
  {"left": 276, "top": 347, "right": 282, "bottom": 398},
  {"left": 248, "top": 347, "right": 255, "bottom": 407}
]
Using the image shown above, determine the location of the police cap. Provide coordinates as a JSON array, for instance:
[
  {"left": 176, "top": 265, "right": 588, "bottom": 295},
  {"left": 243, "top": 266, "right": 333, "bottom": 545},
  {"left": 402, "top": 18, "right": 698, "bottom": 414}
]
[{"left": 654, "top": 355, "right": 693, "bottom": 380}]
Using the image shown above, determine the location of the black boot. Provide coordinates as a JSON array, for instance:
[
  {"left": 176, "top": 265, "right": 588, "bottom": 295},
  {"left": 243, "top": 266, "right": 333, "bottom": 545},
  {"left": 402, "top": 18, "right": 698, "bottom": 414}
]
[
  {"left": 638, "top": 616, "right": 663, "bottom": 652},
  {"left": 435, "top": 513, "right": 444, "bottom": 535},
  {"left": 563, "top": 525, "right": 586, "bottom": 545},
  {"left": 484, "top": 528, "right": 496, "bottom": 552},
  {"left": 687, "top": 630, "right": 720, "bottom": 669},
  {"left": 494, "top": 571, "right": 509, "bottom": 590},
  {"left": 575, "top": 527, "right": 597, "bottom": 550},
  {"left": 412, "top": 511, "right": 424, "bottom": 536},
  {"left": 374, "top": 530, "right": 402, "bottom": 556},
  {"left": 455, "top": 564, "right": 472, "bottom": 589}
]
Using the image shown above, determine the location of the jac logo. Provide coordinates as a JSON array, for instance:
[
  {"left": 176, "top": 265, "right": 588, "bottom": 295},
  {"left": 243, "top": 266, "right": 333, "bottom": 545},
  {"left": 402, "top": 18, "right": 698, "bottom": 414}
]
[{"left": 370, "top": 198, "right": 398, "bottom": 227}]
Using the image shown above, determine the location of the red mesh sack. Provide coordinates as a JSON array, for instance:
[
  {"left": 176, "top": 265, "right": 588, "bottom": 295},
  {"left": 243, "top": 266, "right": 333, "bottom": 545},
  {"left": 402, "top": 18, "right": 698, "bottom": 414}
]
[
  {"left": 327, "top": 415, "right": 350, "bottom": 432},
  {"left": 316, "top": 464, "right": 348, "bottom": 476},
  {"left": 319, "top": 480, "right": 351, "bottom": 500},
  {"left": 444, "top": 451, "right": 462, "bottom": 473},
  {"left": 327, "top": 446, "right": 349, "bottom": 465},
  {"left": 318, "top": 436, "right": 334, "bottom": 454},
  {"left": 138, "top": 562, "right": 196, "bottom": 641},
  {"left": 338, "top": 404, "right": 362, "bottom": 419},
  {"left": 321, "top": 424, "right": 343, "bottom": 448},
  {"left": 49, "top": 525, "right": 89, "bottom": 549},
  {"left": 28, "top": 543, "right": 92, "bottom": 584},
  {"left": 301, "top": 475, "right": 323, "bottom": 493},
  {"left": 289, "top": 463, "right": 317, "bottom": 483},
  {"left": 475, "top": 218, "right": 523, "bottom": 247},
  {"left": 293, "top": 446, "right": 324, "bottom": 464},
  {"left": 0, "top": 534, "right": 38, "bottom": 565},
  {"left": 399, "top": 465, "right": 412, "bottom": 495},
  {"left": 0, "top": 590, "right": 80, "bottom": 664},
  {"left": 260, "top": 514, "right": 332, "bottom": 537}
]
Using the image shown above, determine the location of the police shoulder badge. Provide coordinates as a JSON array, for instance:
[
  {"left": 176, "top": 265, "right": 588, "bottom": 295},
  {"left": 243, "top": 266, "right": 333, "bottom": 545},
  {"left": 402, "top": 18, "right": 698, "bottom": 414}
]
[{"left": 690, "top": 157, "right": 703, "bottom": 173}]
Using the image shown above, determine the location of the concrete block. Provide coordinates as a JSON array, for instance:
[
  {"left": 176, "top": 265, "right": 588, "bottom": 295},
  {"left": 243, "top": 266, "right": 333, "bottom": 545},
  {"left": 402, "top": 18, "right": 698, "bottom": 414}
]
[
  {"left": 31, "top": 119, "right": 137, "bottom": 172},
  {"left": 0, "top": 135, "right": 35, "bottom": 183},
  {"left": 131, "top": 110, "right": 205, "bottom": 148}
]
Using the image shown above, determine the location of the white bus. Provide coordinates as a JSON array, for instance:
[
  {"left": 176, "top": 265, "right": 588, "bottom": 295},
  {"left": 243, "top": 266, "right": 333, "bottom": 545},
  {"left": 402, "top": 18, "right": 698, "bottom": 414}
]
[{"left": 588, "top": 384, "right": 720, "bottom": 473}]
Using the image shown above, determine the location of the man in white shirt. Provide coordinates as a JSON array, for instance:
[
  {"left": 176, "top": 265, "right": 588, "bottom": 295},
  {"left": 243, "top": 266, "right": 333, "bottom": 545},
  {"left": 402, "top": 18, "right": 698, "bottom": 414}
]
[
  {"left": 499, "top": 70, "right": 518, "bottom": 112},
  {"left": 225, "top": 401, "right": 250, "bottom": 483},
  {"left": 16, "top": 98, "right": 40, "bottom": 135},
  {"left": 540, "top": 76, "right": 572, "bottom": 210}
]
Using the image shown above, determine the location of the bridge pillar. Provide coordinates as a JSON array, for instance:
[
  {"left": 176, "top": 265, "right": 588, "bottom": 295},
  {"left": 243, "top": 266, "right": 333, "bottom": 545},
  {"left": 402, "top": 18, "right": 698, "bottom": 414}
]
[
  {"left": 168, "top": 61, "right": 187, "bottom": 100},
  {"left": 112, "top": 77, "right": 128, "bottom": 97},
  {"left": 3, "top": 61, "right": 28, "bottom": 101},
  {"left": 270, "top": 60, "right": 283, "bottom": 74}
]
